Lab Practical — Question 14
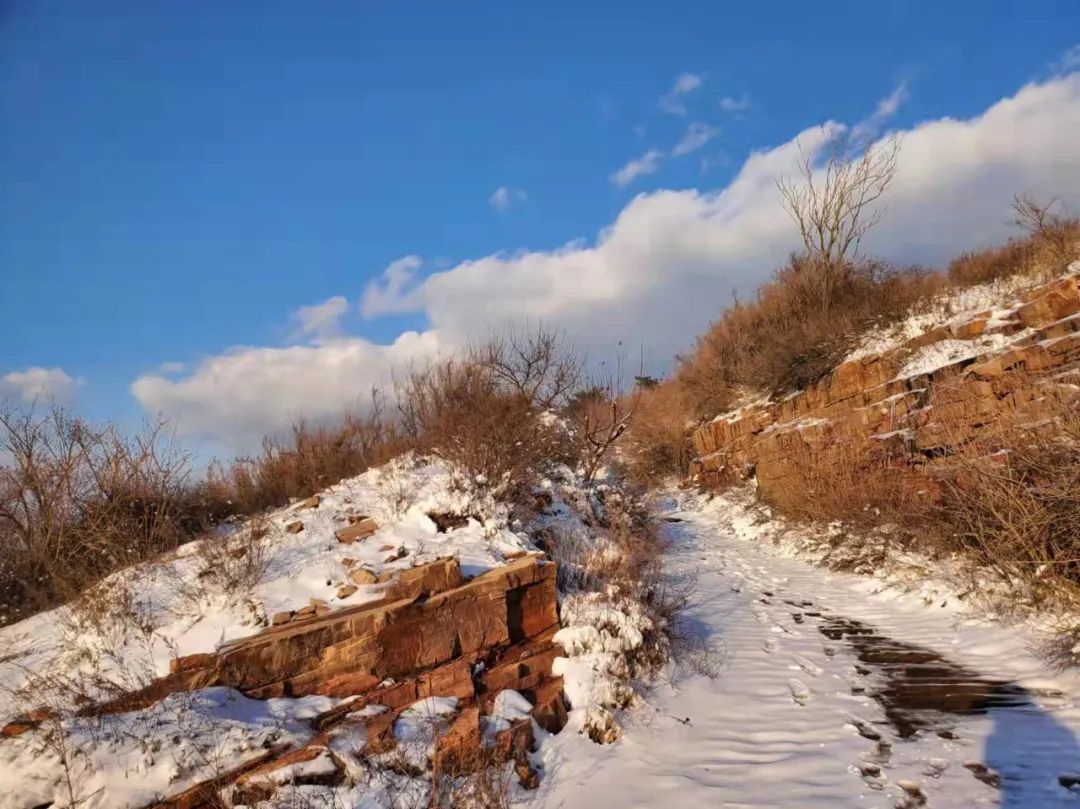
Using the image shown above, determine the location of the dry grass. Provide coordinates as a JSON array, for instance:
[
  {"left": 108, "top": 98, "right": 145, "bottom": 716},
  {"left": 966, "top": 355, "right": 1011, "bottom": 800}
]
[
  {"left": 620, "top": 380, "right": 695, "bottom": 485},
  {"left": 0, "top": 406, "right": 196, "bottom": 625},
  {"left": 676, "top": 255, "right": 943, "bottom": 419},
  {"left": 931, "top": 389, "right": 1080, "bottom": 608},
  {"left": 395, "top": 336, "right": 579, "bottom": 510},
  {"left": 211, "top": 395, "right": 405, "bottom": 516},
  {"left": 947, "top": 201, "right": 1080, "bottom": 287}
]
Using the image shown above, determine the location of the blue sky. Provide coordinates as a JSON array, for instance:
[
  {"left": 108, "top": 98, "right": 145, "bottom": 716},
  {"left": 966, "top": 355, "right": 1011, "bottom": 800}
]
[{"left": 2, "top": 1, "right": 1079, "bottom": 451}]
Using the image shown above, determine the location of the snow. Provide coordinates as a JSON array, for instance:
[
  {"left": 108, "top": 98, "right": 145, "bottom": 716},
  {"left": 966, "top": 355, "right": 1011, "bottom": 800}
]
[
  {"left": 897, "top": 331, "right": 1030, "bottom": 378},
  {"left": 0, "top": 454, "right": 534, "bottom": 724},
  {"left": 845, "top": 273, "right": 1038, "bottom": 364},
  {"left": 0, "top": 687, "right": 329, "bottom": 809},
  {"left": 535, "top": 487, "right": 1080, "bottom": 808}
]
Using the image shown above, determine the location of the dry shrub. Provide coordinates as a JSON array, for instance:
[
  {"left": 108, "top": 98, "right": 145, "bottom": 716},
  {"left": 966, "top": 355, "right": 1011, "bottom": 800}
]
[
  {"left": 396, "top": 358, "right": 568, "bottom": 510},
  {"left": 183, "top": 517, "right": 273, "bottom": 603},
  {"left": 947, "top": 198, "right": 1080, "bottom": 288},
  {"left": 676, "top": 255, "right": 943, "bottom": 418},
  {"left": 946, "top": 238, "right": 1038, "bottom": 288},
  {"left": 933, "top": 389, "right": 1080, "bottom": 607},
  {"left": 621, "top": 380, "right": 695, "bottom": 485},
  {"left": 213, "top": 395, "right": 404, "bottom": 515},
  {"left": 759, "top": 433, "right": 932, "bottom": 531},
  {"left": 0, "top": 405, "right": 195, "bottom": 625},
  {"left": 396, "top": 329, "right": 583, "bottom": 509}
]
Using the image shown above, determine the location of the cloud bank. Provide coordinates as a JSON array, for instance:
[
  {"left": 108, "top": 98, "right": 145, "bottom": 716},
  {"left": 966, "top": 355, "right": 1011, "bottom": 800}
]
[{"left": 134, "top": 73, "right": 1080, "bottom": 450}]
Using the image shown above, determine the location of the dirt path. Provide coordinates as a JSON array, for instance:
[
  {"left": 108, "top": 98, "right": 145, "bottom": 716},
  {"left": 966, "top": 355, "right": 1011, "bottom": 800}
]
[{"left": 536, "top": 490, "right": 1080, "bottom": 808}]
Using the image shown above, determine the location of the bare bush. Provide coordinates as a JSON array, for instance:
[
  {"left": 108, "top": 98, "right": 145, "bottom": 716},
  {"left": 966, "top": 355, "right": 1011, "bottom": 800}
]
[
  {"left": 0, "top": 405, "right": 194, "bottom": 625},
  {"left": 471, "top": 324, "right": 583, "bottom": 409},
  {"left": 395, "top": 353, "right": 570, "bottom": 510},
  {"left": 947, "top": 198, "right": 1080, "bottom": 287},
  {"left": 933, "top": 390, "right": 1080, "bottom": 607},
  {"left": 1012, "top": 194, "right": 1080, "bottom": 270}
]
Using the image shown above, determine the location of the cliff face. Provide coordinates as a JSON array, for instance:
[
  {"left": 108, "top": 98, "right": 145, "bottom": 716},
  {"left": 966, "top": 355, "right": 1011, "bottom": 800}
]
[{"left": 689, "top": 270, "right": 1080, "bottom": 499}]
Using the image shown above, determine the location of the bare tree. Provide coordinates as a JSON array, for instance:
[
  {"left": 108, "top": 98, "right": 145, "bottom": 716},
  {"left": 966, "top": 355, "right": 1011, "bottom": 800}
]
[
  {"left": 580, "top": 398, "right": 633, "bottom": 483},
  {"left": 1012, "top": 194, "right": 1077, "bottom": 268},
  {"left": 472, "top": 325, "right": 583, "bottom": 409},
  {"left": 777, "top": 132, "right": 901, "bottom": 272}
]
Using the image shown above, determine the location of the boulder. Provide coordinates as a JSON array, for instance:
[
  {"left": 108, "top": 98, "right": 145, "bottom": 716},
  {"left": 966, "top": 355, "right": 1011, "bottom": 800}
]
[
  {"left": 335, "top": 518, "right": 379, "bottom": 544},
  {"left": 285, "top": 520, "right": 304, "bottom": 534},
  {"left": 349, "top": 567, "right": 378, "bottom": 586}
]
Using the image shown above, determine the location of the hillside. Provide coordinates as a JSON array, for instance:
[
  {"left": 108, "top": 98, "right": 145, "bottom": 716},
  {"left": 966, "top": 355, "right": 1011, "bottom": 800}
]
[{"left": 0, "top": 456, "right": 663, "bottom": 808}]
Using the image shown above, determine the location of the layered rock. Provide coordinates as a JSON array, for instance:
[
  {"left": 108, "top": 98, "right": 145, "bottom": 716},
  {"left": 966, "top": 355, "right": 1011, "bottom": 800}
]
[
  {"left": 690, "top": 274, "right": 1080, "bottom": 498},
  {"left": 87, "top": 555, "right": 566, "bottom": 808}
]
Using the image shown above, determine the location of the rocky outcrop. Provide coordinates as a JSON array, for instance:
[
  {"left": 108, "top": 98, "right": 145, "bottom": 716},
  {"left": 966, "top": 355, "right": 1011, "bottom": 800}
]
[
  {"left": 690, "top": 274, "right": 1080, "bottom": 498},
  {"left": 82, "top": 555, "right": 567, "bottom": 808}
]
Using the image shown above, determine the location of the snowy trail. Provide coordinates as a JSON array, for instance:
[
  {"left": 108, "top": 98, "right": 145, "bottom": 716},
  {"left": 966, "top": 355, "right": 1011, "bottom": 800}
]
[{"left": 537, "top": 492, "right": 1080, "bottom": 808}]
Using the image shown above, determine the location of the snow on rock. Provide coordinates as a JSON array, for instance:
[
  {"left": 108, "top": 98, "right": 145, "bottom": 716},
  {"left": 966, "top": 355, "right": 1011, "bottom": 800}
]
[
  {"left": 846, "top": 272, "right": 1037, "bottom": 364},
  {"left": 0, "top": 687, "right": 327, "bottom": 809},
  {"left": 0, "top": 454, "right": 535, "bottom": 725},
  {"left": 897, "top": 331, "right": 1030, "bottom": 379}
]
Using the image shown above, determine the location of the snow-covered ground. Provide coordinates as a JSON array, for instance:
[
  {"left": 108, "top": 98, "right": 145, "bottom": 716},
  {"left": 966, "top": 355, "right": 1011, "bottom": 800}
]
[
  {"left": 536, "top": 488, "right": 1080, "bottom": 808},
  {"left": 0, "top": 454, "right": 536, "bottom": 722}
]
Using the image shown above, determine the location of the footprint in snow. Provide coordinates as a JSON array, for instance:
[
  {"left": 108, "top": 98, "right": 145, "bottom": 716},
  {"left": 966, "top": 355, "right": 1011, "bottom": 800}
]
[
  {"left": 792, "top": 656, "right": 824, "bottom": 677},
  {"left": 788, "top": 678, "right": 811, "bottom": 706},
  {"left": 763, "top": 638, "right": 780, "bottom": 653},
  {"left": 752, "top": 608, "right": 770, "bottom": 624}
]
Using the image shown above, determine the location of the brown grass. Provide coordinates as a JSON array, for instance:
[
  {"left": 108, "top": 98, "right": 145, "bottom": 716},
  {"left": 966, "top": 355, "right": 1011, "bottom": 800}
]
[
  {"left": 620, "top": 380, "right": 695, "bottom": 485},
  {"left": 947, "top": 205, "right": 1080, "bottom": 287},
  {"left": 676, "top": 255, "right": 943, "bottom": 419},
  {"left": 932, "top": 388, "right": 1080, "bottom": 608},
  {"left": 210, "top": 394, "right": 405, "bottom": 516}
]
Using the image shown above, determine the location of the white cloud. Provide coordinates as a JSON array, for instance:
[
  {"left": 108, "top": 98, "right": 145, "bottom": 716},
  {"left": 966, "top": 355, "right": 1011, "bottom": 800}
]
[
  {"left": 132, "top": 331, "right": 445, "bottom": 450},
  {"left": 658, "top": 72, "right": 703, "bottom": 115},
  {"left": 360, "top": 255, "right": 423, "bottom": 319},
  {"left": 719, "top": 94, "right": 751, "bottom": 114},
  {"left": 1, "top": 367, "right": 81, "bottom": 406},
  {"left": 611, "top": 149, "right": 663, "bottom": 187},
  {"left": 291, "top": 295, "right": 349, "bottom": 342},
  {"left": 490, "top": 186, "right": 527, "bottom": 210},
  {"left": 673, "top": 123, "right": 719, "bottom": 157},
  {"left": 362, "top": 73, "right": 1080, "bottom": 365},
  {"left": 851, "top": 81, "right": 909, "bottom": 142},
  {"left": 135, "top": 74, "right": 1080, "bottom": 448}
]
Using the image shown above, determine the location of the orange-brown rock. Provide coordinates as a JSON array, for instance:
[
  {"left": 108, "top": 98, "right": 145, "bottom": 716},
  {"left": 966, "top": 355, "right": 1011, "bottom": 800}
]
[
  {"left": 530, "top": 677, "right": 569, "bottom": 734},
  {"left": 689, "top": 275, "right": 1080, "bottom": 502},
  {"left": 348, "top": 567, "right": 378, "bottom": 585},
  {"left": 107, "top": 556, "right": 559, "bottom": 709},
  {"left": 951, "top": 318, "right": 988, "bottom": 339},
  {"left": 0, "top": 709, "right": 50, "bottom": 738},
  {"left": 291, "top": 495, "right": 321, "bottom": 511},
  {"left": 434, "top": 704, "right": 482, "bottom": 772},
  {"left": 335, "top": 517, "right": 379, "bottom": 544},
  {"left": 382, "top": 556, "right": 464, "bottom": 601},
  {"left": 285, "top": 520, "right": 304, "bottom": 534}
]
